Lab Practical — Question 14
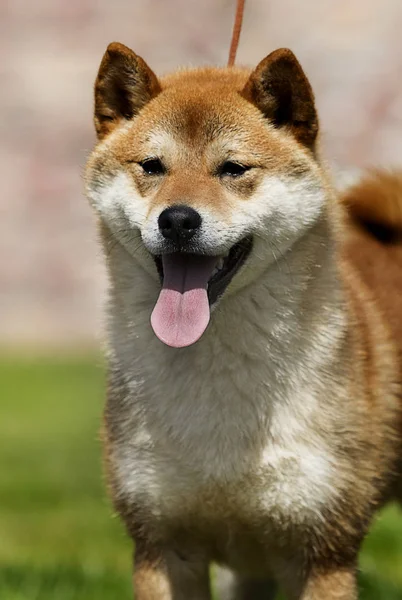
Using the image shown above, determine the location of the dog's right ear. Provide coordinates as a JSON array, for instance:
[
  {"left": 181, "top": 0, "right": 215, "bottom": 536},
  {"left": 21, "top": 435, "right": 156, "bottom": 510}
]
[{"left": 94, "top": 42, "right": 161, "bottom": 140}]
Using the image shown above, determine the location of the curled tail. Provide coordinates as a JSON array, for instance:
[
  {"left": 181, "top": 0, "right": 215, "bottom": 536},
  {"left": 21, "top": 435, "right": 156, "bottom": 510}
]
[{"left": 342, "top": 170, "right": 402, "bottom": 244}]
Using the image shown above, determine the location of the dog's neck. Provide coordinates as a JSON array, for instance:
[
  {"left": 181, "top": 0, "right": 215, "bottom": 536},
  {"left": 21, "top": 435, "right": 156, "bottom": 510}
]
[
  {"left": 106, "top": 213, "right": 346, "bottom": 391},
  {"left": 106, "top": 215, "right": 348, "bottom": 478}
]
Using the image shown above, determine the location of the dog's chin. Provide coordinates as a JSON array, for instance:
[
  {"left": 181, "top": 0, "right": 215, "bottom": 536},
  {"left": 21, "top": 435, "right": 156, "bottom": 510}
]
[{"left": 147, "top": 236, "right": 253, "bottom": 349}]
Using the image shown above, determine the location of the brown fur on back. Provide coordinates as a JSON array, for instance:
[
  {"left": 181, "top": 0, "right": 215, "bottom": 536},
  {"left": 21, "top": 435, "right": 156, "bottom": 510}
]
[{"left": 342, "top": 171, "right": 402, "bottom": 356}]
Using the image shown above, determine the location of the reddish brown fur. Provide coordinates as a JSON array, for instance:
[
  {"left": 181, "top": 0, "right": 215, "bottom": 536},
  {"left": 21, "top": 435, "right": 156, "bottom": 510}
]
[
  {"left": 86, "top": 42, "right": 402, "bottom": 600},
  {"left": 342, "top": 171, "right": 402, "bottom": 357},
  {"left": 341, "top": 171, "right": 402, "bottom": 512}
]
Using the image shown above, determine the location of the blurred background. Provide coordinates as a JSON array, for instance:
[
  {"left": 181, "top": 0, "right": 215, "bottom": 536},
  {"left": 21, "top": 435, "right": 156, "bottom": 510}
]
[{"left": 1, "top": 0, "right": 402, "bottom": 598}]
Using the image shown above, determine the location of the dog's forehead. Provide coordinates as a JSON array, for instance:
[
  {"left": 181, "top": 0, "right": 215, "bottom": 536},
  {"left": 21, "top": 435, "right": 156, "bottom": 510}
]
[
  {"left": 132, "top": 70, "right": 269, "bottom": 151},
  {"left": 145, "top": 106, "right": 259, "bottom": 159}
]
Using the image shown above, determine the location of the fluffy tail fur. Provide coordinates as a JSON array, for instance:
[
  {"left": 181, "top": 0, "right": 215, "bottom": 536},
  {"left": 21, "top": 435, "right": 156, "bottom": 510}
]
[{"left": 342, "top": 170, "right": 402, "bottom": 243}]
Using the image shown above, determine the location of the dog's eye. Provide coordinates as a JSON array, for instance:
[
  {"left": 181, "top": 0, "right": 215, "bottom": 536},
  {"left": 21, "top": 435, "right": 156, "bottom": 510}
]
[
  {"left": 140, "top": 158, "right": 165, "bottom": 175},
  {"left": 219, "top": 161, "right": 250, "bottom": 177}
]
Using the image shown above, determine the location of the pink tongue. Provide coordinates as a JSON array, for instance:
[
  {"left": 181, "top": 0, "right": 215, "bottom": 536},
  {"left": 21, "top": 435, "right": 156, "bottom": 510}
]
[{"left": 151, "top": 254, "right": 217, "bottom": 348}]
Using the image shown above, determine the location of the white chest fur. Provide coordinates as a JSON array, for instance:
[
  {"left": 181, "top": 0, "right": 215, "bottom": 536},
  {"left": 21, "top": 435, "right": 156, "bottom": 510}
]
[{"left": 106, "top": 231, "right": 346, "bottom": 532}]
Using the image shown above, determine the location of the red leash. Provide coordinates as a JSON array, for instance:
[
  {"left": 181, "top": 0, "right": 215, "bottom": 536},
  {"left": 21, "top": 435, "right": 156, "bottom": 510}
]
[{"left": 228, "top": 0, "right": 246, "bottom": 66}]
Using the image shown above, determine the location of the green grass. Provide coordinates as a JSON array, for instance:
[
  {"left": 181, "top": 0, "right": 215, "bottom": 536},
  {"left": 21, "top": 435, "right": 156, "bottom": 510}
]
[
  {"left": 0, "top": 357, "right": 131, "bottom": 600},
  {"left": 0, "top": 357, "right": 401, "bottom": 599}
]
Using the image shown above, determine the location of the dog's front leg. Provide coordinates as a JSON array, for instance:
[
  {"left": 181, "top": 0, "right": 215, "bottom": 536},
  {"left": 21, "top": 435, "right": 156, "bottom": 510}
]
[
  {"left": 134, "top": 541, "right": 212, "bottom": 600},
  {"left": 285, "top": 567, "right": 358, "bottom": 600}
]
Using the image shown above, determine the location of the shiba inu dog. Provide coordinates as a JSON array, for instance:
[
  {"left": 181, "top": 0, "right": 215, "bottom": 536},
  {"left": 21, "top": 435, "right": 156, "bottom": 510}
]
[{"left": 84, "top": 37, "right": 402, "bottom": 600}]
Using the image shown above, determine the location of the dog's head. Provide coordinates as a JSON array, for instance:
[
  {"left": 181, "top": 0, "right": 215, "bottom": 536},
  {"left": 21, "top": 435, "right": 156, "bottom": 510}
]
[{"left": 85, "top": 43, "right": 327, "bottom": 348}]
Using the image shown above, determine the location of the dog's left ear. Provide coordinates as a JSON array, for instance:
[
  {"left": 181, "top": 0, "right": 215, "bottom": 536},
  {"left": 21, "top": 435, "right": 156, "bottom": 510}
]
[
  {"left": 242, "top": 48, "right": 318, "bottom": 150},
  {"left": 94, "top": 42, "right": 161, "bottom": 140}
]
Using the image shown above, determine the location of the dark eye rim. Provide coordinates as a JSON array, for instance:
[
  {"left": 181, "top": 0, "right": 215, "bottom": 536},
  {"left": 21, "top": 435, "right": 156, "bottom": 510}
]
[
  {"left": 138, "top": 158, "right": 166, "bottom": 176},
  {"left": 218, "top": 161, "right": 251, "bottom": 177}
]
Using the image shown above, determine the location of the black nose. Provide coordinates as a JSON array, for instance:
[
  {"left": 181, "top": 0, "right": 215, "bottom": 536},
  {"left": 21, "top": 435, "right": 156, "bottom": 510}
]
[{"left": 158, "top": 205, "right": 202, "bottom": 245}]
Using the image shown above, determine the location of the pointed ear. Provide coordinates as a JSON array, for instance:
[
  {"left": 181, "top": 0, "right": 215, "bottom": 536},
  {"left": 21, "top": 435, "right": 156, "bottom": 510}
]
[
  {"left": 242, "top": 48, "right": 318, "bottom": 150},
  {"left": 94, "top": 42, "right": 161, "bottom": 139}
]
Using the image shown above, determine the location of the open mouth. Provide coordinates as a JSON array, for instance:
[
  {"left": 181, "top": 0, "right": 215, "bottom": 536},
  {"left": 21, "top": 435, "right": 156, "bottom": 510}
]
[
  {"left": 150, "top": 236, "right": 253, "bottom": 348},
  {"left": 153, "top": 236, "right": 253, "bottom": 305}
]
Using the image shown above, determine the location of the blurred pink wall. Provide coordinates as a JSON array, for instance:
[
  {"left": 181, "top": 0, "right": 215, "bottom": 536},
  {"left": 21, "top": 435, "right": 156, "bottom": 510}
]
[{"left": 2, "top": 0, "right": 402, "bottom": 349}]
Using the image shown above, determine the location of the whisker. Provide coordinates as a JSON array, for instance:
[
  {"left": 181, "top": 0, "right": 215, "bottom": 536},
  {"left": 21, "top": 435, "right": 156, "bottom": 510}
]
[{"left": 269, "top": 239, "right": 292, "bottom": 281}]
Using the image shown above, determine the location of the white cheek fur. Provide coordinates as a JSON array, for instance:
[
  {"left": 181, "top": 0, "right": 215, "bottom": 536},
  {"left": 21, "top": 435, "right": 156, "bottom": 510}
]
[
  {"left": 86, "top": 166, "right": 326, "bottom": 264},
  {"left": 229, "top": 174, "right": 325, "bottom": 244},
  {"left": 86, "top": 171, "right": 148, "bottom": 231}
]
